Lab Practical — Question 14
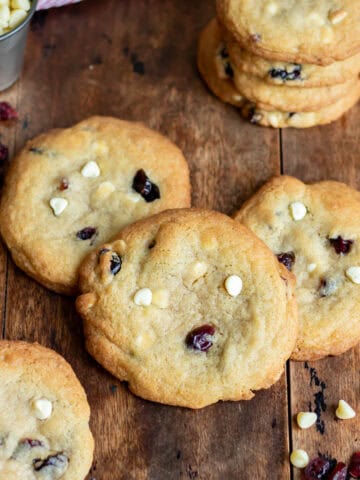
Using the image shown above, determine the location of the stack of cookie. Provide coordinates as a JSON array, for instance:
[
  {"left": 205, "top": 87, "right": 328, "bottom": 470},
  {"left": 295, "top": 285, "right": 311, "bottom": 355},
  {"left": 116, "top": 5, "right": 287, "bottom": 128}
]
[{"left": 198, "top": 0, "right": 360, "bottom": 128}]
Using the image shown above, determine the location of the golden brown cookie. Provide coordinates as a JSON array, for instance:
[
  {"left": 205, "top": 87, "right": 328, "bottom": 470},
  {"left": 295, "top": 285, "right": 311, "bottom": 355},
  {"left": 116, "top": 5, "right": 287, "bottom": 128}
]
[
  {"left": 234, "top": 176, "right": 360, "bottom": 360},
  {"left": 225, "top": 29, "right": 360, "bottom": 88},
  {"left": 0, "top": 116, "right": 191, "bottom": 295},
  {"left": 76, "top": 209, "right": 297, "bottom": 408},
  {"left": 217, "top": 0, "right": 360, "bottom": 65},
  {"left": 0, "top": 341, "right": 94, "bottom": 479}
]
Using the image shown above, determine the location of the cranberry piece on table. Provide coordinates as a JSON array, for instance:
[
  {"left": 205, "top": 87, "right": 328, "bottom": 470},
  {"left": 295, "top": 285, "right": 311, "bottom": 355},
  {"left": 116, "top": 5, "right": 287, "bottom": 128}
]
[
  {"left": 276, "top": 252, "right": 295, "bottom": 271},
  {"left": 132, "top": 169, "right": 160, "bottom": 202},
  {"left": 185, "top": 325, "right": 215, "bottom": 352},
  {"left": 327, "top": 462, "right": 347, "bottom": 480},
  {"left": 303, "top": 456, "right": 333, "bottom": 480},
  {"left": 329, "top": 236, "right": 353, "bottom": 255},
  {"left": 0, "top": 101, "right": 18, "bottom": 121},
  {"left": 349, "top": 452, "right": 360, "bottom": 478}
]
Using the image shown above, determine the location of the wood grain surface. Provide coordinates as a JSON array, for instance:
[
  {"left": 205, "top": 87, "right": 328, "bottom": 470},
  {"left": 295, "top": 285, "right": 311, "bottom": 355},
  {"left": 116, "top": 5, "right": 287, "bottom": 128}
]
[{"left": 0, "top": 1, "right": 359, "bottom": 479}]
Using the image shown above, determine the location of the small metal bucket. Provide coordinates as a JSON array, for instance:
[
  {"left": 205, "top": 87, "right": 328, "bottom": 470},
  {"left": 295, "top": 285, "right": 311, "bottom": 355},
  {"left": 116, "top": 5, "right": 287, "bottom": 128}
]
[{"left": 0, "top": 0, "right": 38, "bottom": 91}]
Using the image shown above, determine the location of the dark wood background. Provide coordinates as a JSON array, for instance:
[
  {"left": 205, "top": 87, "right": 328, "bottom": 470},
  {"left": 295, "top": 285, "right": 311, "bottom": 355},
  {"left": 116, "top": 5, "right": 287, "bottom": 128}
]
[{"left": 1, "top": 1, "right": 359, "bottom": 478}]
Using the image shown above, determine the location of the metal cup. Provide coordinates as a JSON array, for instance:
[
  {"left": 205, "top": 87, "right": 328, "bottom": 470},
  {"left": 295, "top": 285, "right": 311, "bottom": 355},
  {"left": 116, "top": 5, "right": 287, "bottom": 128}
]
[{"left": 0, "top": 0, "right": 38, "bottom": 92}]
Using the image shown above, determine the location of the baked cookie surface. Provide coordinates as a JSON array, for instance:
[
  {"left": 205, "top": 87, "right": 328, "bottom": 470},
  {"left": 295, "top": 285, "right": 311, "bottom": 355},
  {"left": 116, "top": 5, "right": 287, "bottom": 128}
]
[
  {"left": 76, "top": 209, "right": 297, "bottom": 408},
  {"left": 0, "top": 341, "right": 93, "bottom": 480},
  {"left": 198, "top": 19, "right": 360, "bottom": 127},
  {"left": 0, "top": 116, "right": 191, "bottom": 294},
  {"left": 232, "top": 68, "right": 356, "bottom": 112},
  {"left": 240, "top": 84, "right": 360, "bottom": 128},
  {"left": 234, "top": 176, "right": 360, "bottom": 360},
  {"left": 217, "top": 0, "right": 360, "bottom": 65},
  {"left": 225, "top": 30, "right": 360, "bottom": 88}
]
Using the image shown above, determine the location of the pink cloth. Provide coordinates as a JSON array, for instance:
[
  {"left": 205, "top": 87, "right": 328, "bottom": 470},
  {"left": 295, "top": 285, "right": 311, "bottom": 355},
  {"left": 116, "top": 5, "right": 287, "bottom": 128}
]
[{"left": 37, "top": 0, "right": 82, "bottom": 9}]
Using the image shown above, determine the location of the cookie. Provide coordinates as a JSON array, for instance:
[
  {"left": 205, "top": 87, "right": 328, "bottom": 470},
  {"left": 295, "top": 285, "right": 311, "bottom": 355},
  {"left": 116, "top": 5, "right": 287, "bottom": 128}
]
[
  {"left": 232, "top": 67, "right": 357, "bottom": 112},
  {"left": 0, "top": 116, "right": 191, "bottom": 295},
  {"left": 198, "top": 18, "right": 244, "bottom": 107},
  {"left": 234, "top": 176, "right": 360, "bottom": 360},
  {"left": 0, "top": 341, "right": 93, "bottom": 479},
  {"left": 225, "top": 29, "right": 360, "bottom": 88},
  {"left": 76, "top": 208, "right": 297, "bottom": 409},
  {"left": 217, "top": 0, "right": 360, "bottom": 65},
  {"left": 240, "top": 82, "right": 360, "bottom": 128}
]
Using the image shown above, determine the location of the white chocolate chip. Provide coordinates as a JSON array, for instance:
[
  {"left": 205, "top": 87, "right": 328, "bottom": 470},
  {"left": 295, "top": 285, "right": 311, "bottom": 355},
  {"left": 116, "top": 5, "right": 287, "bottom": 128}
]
[
  {"left": 91, "top": 181, "right": 115, "bottom": 206},
  {"left": 32, "top": 398, "right": 52, "bottom": 420},
  {"left": 134, "top": 288, "right": 152, "bottom": 306},
  {"left": 328, "top": 9, "right": 348, "bottom": 24},
  {"left": 289, "top": 202, "right": 307, "bottom": 221},
  {"left": 11, "top": 0, "right": 30, "bottom": 10},
  {"left": 92, "top": 141, "right": 108, "bottom": 156},
  {"left": 320, "top": 26, "right": 334, "bottom": 43},
  {"left": 184, "top": 262, "right": 208, "bottom": 286},
  {"left": 232, "top": 94, "right": 243, "bottom": 103},
  {"left": 336, "top": 399, "right": 356, "bottom": 420},
  {"left": 49, "top": 197, "right": 68, "bottom": 216},
  {"left": 267, "top": 112, "right": 281, "bottom": 128},
  {"left": 0, "top": 5, "right": 10, "bottom": 26},
  {"left": 346, "top": 266, "right": 360, "bottom": 284},
  {"left": 290, "top": 449, "right": 309, "bottom": 469},
  {"left": 152, "top": 288, "right": 169, "bottom": 309},
  {"left": 126, "top": 192, "right": 141, "bottom": 203},
  {"left": 307, "top": 12, "right": 325, "bottom": 26},
  {"left": 81, "top": 160, "right": 100, "bottom": 178},
  {"left": 266, "top": 2, "right": 278, "bottom": 15},
  {"left": 307, "top": 263, "right": 317, "bottom": 273},
  {"left": 296, "top": 412, "right": 317, "bottom": 429},
  {"left": 8, "top": 8, "right": 27, "bottom": 28},
  {"left": 224, "top": 275, "right": 243, "bottom": 297}
]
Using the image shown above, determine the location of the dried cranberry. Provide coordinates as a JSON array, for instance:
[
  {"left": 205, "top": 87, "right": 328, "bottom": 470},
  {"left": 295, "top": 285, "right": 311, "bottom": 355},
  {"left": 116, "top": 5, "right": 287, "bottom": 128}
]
[
  {"left": 276, "top": 252, "right": 295, "bottom": 271},
  {"left": 327, "top": 463, "right": 347, "bottom": 480},
  {"left": 269, "top": 64, "right": 302, "bottom": 82},
  {"left": 0, "top": 101, "right": 18, "bottom": 120},
  {"left": 76, "top": 227, "right": 97, "bottom": 240},
  {"left": 132, "top": 169, "right": 160, "bottom": 202},
  {"left": 185, "top": 325, "right": 215, "bottom": 352},
  {"left": 33, "top": 453, "right": 68, "bottom": 472},
  {"left": 59, "top": 178, "right": 69, "bottom": 191},
  {"left": 329, "top": 236, "right": 353, "bottom": 255},
  {"left": 0, "top": 143, "right": 8, "bottom": 163},
  {"left": 110, "top": 253, "right": 122, "bottom": 275},
  {"left": 22, "top": 439, "right": 44, "bottom": 448},
  {"left": 219, "top": 47, "right": 234, "bottom": 78},
  {"left": 349, "top": 452, "right": 360, "bottom": 478},
  {"left": 303, "top": 456, "right": 334, "bottom": 480}
]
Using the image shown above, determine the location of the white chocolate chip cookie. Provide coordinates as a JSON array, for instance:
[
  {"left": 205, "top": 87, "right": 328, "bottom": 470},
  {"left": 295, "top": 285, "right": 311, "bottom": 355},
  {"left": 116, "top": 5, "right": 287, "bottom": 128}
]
[
  {"left": 234, "top": 175, "right": 360, "bottom": 360},
  {"left": 0, "top": 116, "right": 191, "bottom": 294},
  {"left": 0, "top": 341, "right": 93, "bottom": 480},
  {"left": 217, "top": 0, "right": 360, "bottom": 65},
  {"left": 76, "top": 209, "right": 297, "bottom": 408}
]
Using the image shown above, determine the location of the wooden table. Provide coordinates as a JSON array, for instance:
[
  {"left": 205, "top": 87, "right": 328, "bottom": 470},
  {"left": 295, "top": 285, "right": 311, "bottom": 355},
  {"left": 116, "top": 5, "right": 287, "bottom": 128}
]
[{"left": 1, "top": 1, "right": 359, "bottom": 478}]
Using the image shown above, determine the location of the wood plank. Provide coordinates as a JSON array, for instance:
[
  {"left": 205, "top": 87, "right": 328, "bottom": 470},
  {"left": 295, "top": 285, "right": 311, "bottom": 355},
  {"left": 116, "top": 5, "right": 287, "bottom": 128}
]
[
  {"left": 282, "top": 105, "right": 360, "bottom": 478},
  {"left": 3, "top": 0, "right": 288, "bottom": 478}
]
